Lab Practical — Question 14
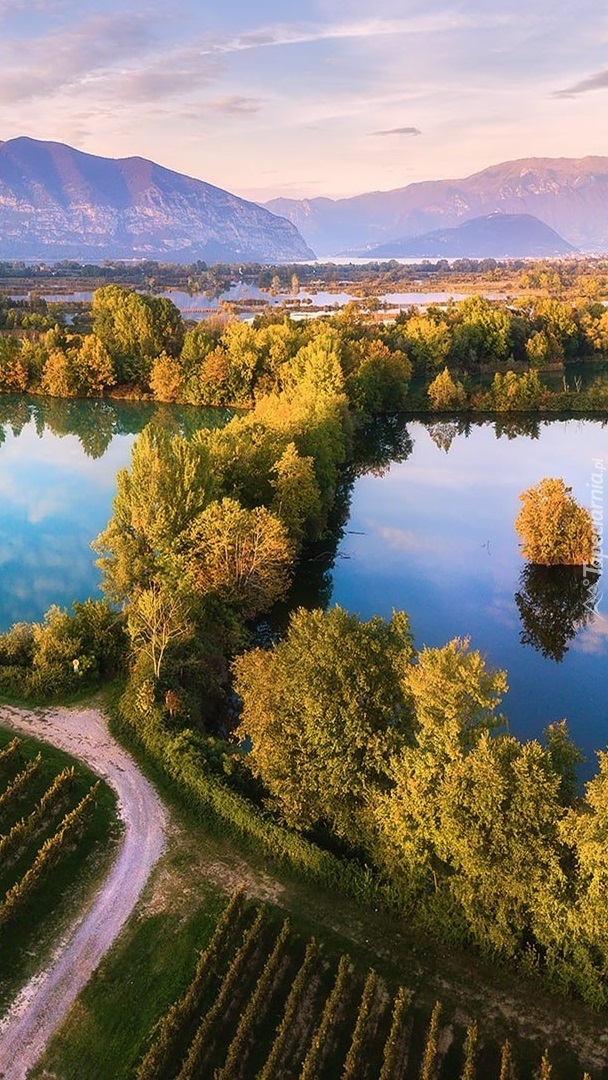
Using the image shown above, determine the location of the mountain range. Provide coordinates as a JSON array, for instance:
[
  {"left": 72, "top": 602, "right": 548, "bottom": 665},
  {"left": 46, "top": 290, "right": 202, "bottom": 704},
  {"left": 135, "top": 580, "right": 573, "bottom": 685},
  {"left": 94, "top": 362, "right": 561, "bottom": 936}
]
[
  {"left": 0, "top": 137, "right": 314, "bottom": 263},
  {"left": 353, "top": 213, "right": 576, "bottom": 260},
  {"left": 265, "top": 157, "right": 608, "bottom": 256},
  {"left": 1, "top": 140, "right": 607, "bottom": 264}
]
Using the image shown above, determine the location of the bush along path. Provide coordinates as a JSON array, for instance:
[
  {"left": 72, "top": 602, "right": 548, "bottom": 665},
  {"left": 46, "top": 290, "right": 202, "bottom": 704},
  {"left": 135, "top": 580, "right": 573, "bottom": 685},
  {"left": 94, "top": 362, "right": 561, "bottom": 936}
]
[{"left": 0, "top": 704, "right": 167, "bottom": 1080}]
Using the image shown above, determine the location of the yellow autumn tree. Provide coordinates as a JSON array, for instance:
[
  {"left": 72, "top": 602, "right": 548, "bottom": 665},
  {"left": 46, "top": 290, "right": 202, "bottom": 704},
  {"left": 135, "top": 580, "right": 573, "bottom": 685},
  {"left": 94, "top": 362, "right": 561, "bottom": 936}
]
[
  {"left": 427, "top": 367, "right": 467, "bottom": 411},
  {"left": 515, "top": 478, "right": 597, "bottom": 565}
]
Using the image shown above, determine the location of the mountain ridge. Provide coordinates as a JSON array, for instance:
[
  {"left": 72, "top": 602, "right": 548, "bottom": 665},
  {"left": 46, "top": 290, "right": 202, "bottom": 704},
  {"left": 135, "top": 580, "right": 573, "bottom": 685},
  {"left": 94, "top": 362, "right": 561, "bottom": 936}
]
[
  {"left": 347, "top": 212, "right": 577, "bottom": 259},
  {"left": 0, "top": 136, "right": 315, "bottom": 263},
  {"left": 264, "top": 156, "right": 608, "bottom": 255}
]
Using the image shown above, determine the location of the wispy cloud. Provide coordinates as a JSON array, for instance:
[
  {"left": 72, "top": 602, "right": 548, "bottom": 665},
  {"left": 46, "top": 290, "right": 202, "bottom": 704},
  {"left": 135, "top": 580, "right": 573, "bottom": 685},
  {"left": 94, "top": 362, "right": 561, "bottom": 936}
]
[
  {"left": 554, "top": 67, "right": 608, "bottom": 98},
  {"left": 371, "top": 126, "right": 421, "bottom": 137},
  {"left": 0, "top": 13, "right": 152, "bottom": 104},
  {"left": 199, "top": 14, "right": 475, "bottom": 57},
  {"left": 203, "top": 95, "right": 261, "bottom": 115},
  {"left": 103, "top": 48, "right": 220, "bottom": 104}
]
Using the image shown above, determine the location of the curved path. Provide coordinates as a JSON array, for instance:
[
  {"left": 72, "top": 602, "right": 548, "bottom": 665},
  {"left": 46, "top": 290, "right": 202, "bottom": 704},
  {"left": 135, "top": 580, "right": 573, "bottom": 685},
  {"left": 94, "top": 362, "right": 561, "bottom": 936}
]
[{"left": 0, "top": 704, "right": 167, "bottom": 1080}]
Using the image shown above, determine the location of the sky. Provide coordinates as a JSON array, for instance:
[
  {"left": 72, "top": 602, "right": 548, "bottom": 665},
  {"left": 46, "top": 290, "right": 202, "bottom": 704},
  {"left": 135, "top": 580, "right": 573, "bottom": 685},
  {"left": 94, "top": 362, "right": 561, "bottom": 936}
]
[{"left": 0, "top": 0, "right": 607, "bottom": 202}]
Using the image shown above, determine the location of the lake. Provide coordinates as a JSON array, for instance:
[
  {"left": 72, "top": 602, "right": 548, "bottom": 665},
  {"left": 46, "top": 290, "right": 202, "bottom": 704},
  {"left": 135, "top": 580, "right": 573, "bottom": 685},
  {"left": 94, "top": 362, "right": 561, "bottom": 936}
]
[
  {"left": 0, "top": 398, "right": 605, "bottom": 766},
  {"left": 8, "top": 285, "right": 474, "bottom": 318}
]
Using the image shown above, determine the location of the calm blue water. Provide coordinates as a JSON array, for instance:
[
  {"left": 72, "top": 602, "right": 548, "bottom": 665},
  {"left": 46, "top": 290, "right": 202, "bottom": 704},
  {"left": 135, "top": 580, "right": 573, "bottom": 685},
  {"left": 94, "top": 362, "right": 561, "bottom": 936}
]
[
  {"left": 330, "top": 418, "right": 608, "bottom": 768},
  {"left": 0, "top": 400, "right": 605, "bottom": 765},
  {"left": 0, "top": 397, "right": 227, "bottom": 628}
]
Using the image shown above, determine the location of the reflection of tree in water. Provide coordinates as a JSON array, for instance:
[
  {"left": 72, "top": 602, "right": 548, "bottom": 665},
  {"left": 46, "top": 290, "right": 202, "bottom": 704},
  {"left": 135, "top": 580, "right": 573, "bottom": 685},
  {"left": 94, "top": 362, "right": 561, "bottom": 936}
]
[
  {"left": 426, "top": 419, "right": 468, "bottom": 453},
  {"left": 259, "top": 479, "right": 353, "bottom": 643},
  {"left": 261, "top": 414, "right": 416, "bottom": 640},
  {"left": 350, "top": 413, "right": 414, "bottom": 477},
  {"left": 515, "top": 563, "right": 597, "bottom": 662},
  {"left": 491, "top": 415, "right": 541, "bottom": 441},
  {"left": 0, "top": 394, "right": 231, "bottom": 460}
]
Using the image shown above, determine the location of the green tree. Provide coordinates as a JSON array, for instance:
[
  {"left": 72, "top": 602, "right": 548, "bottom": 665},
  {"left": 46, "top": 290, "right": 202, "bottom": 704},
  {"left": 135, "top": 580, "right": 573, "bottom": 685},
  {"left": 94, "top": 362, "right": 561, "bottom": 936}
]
[
  {"left": 515, "top": 478, "right": 597, "bottom": 565},
  {"left": 184, "top": 497, "right": 294, "bottom": 618},
  {"left": 376, "top": 639, "right": 508, "bottom": 898},
  {"left": 270, "top": 441, "right": 323, "bottom": 546},
  {"left": 347, "top": 340, "right": 412, "bottom": 413},
  {"left": 449, "top": 296, "right": 512, "bottom": 368},
  {"left": 234, "top": 606, "right": 414, "bottom": 844},
  {"left": 69, "top": 334, "right": 116, "bottom": 396},
  {"left": 93, "top": 425, "right": 214, "bottom": 601},
  {"left": 401, "top": 313, "right": 451, "bottom": 374},
  {"left": 427, "top": 368, "right": 467, "bottom": 411},
  {"left": 492, "top": 370, "right": 542, "bottom": 411},
  {"left": 92, "top": 285, "right": 184, "bottom": 388}
]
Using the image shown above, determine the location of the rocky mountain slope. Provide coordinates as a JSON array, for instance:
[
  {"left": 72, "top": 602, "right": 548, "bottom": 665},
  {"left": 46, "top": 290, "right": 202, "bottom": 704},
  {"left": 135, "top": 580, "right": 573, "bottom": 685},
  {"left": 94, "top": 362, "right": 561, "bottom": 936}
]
[
  {"left": 354, "top": 212, "right": 576, "bottom": 259},
  {"left": 0, "top": 137, "right": 315, "bottom": 263},
  {"left": 265, "top": 157, "right": 608, "bottom": 255}
]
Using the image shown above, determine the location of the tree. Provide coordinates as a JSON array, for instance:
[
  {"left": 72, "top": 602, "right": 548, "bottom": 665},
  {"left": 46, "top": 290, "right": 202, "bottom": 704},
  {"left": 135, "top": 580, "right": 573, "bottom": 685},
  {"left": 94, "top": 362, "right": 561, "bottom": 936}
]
[
  {"left": 150, "top": 352, "right": 185, "bottom": 402},
  {"left": 427, "top": 368, "right": 467, "bottom": 411},
  {"left": 270, "top": 441, "right": 323, "bottom": 546},
  {"left": 515, "top": 478, "right": 597, "bottom": 565},
  {"left": 70, "top": 334, "right": 116, "bottom": 396},
  {"left": 127, "top": 585, "right": 194, "bottom": 679},
  {"left": 401, "top": 313, "right": 451, "bottom": 374},
  {"left": 93, "top": 425, "right": 215, "bottom": 601},
  {"left": 347, "top": 340, "right": 412, "bottom": 413},
  {"left": 492, "top": 370, "right": 542, "bottom": 411},
  {"left": 0, "top": 338, "right": 30, "bottom": 392},
  {"left": 375, "top": 639, "right": 510, "bottom": 902},
  {"left": 184, "top": 497, "right": 294, "bottom": 618},
  {"left": 92, "top": 285, "right": 184, "bottom": 388},
  {"left": 449, "top": 296, "right": 512, "bottom": 369},
  {"left": 234, "top": 606, "right": 414, "bottom": 843},
  {"left": 41, "top": 349, "right": 74, "bottom": 397}
]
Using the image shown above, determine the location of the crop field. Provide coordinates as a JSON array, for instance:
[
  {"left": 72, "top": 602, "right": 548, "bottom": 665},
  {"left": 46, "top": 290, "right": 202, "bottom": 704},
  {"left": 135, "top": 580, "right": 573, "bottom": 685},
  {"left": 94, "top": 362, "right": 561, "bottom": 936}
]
[
  {"left": 132, "top": 890, "right": 587, "bottom": 1080},
  {"left": 0, "top": 728, "right": 118, "bottom": 1009}
]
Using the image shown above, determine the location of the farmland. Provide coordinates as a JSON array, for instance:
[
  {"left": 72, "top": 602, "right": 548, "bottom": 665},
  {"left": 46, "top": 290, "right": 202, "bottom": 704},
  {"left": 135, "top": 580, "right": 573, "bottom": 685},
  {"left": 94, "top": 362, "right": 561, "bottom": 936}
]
[{"left": 0, "top": 727, "right": 118, "bottom": 1013}]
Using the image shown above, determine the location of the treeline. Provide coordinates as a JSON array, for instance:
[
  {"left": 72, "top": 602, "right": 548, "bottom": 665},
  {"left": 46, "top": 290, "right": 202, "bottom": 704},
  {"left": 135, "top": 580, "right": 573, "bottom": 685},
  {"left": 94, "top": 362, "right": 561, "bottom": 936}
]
[
  {"left": 424, "top": 366, "right": 608, "bottom": 412},
  {"left": 0, "top": 285, "right": 413, "bottom": 414},
  {"left": 232, "top": 608, "right": 608, "bottom": 1007},
  {"left": 0, "top": 293, "right": 62, "bottom": 333},
  {"left": 0, "top": 600, "right": 125, "bottom": 699},
  {"left": 0, "top": 285, "right": 607, "bottom": 412}
]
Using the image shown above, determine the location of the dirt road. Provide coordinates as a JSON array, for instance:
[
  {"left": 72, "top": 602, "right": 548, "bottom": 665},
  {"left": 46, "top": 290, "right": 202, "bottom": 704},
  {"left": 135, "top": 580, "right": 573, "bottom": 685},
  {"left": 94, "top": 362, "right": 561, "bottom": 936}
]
[{"left": 0, "top": 704, "right": 167, "bottom": 1080}]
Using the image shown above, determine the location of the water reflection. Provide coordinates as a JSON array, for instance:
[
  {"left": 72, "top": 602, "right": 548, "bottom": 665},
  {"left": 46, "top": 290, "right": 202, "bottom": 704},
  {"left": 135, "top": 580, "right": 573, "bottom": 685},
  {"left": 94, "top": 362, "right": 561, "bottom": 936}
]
[
  {"left": 329, "top": 414, "right": 608, "bottom": 764},
  {"left": 350, "top": 414, "right": 414, "bottom": 478},
  {"left": 0, "top": 395, "right": 230, "bottom": 629},
  {"left": 0, "top": 396, "right": 231, "bottom": 459},
  {"left": 515, "top": 564, "right": 597, "bottom": 663}
]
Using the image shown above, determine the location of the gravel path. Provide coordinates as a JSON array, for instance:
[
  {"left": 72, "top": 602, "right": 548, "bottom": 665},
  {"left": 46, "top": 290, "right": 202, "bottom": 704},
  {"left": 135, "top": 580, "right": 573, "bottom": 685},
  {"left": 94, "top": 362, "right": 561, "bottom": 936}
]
[{"left": 0, "top": 704, "right": 167, "bottom": 1080}]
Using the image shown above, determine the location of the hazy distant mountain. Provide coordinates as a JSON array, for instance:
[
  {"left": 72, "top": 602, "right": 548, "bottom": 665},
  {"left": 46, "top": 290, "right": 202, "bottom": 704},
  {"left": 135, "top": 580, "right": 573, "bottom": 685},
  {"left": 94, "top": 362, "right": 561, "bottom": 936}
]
[
  {"left": 351, "top": 213, "right": 577, "bottom": 259},
  {"left": 0, "top": 137, "right": 315, "bottom": 263},
  {"left": 265, "top": 157, "right": 608, "bottom": 255}
]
